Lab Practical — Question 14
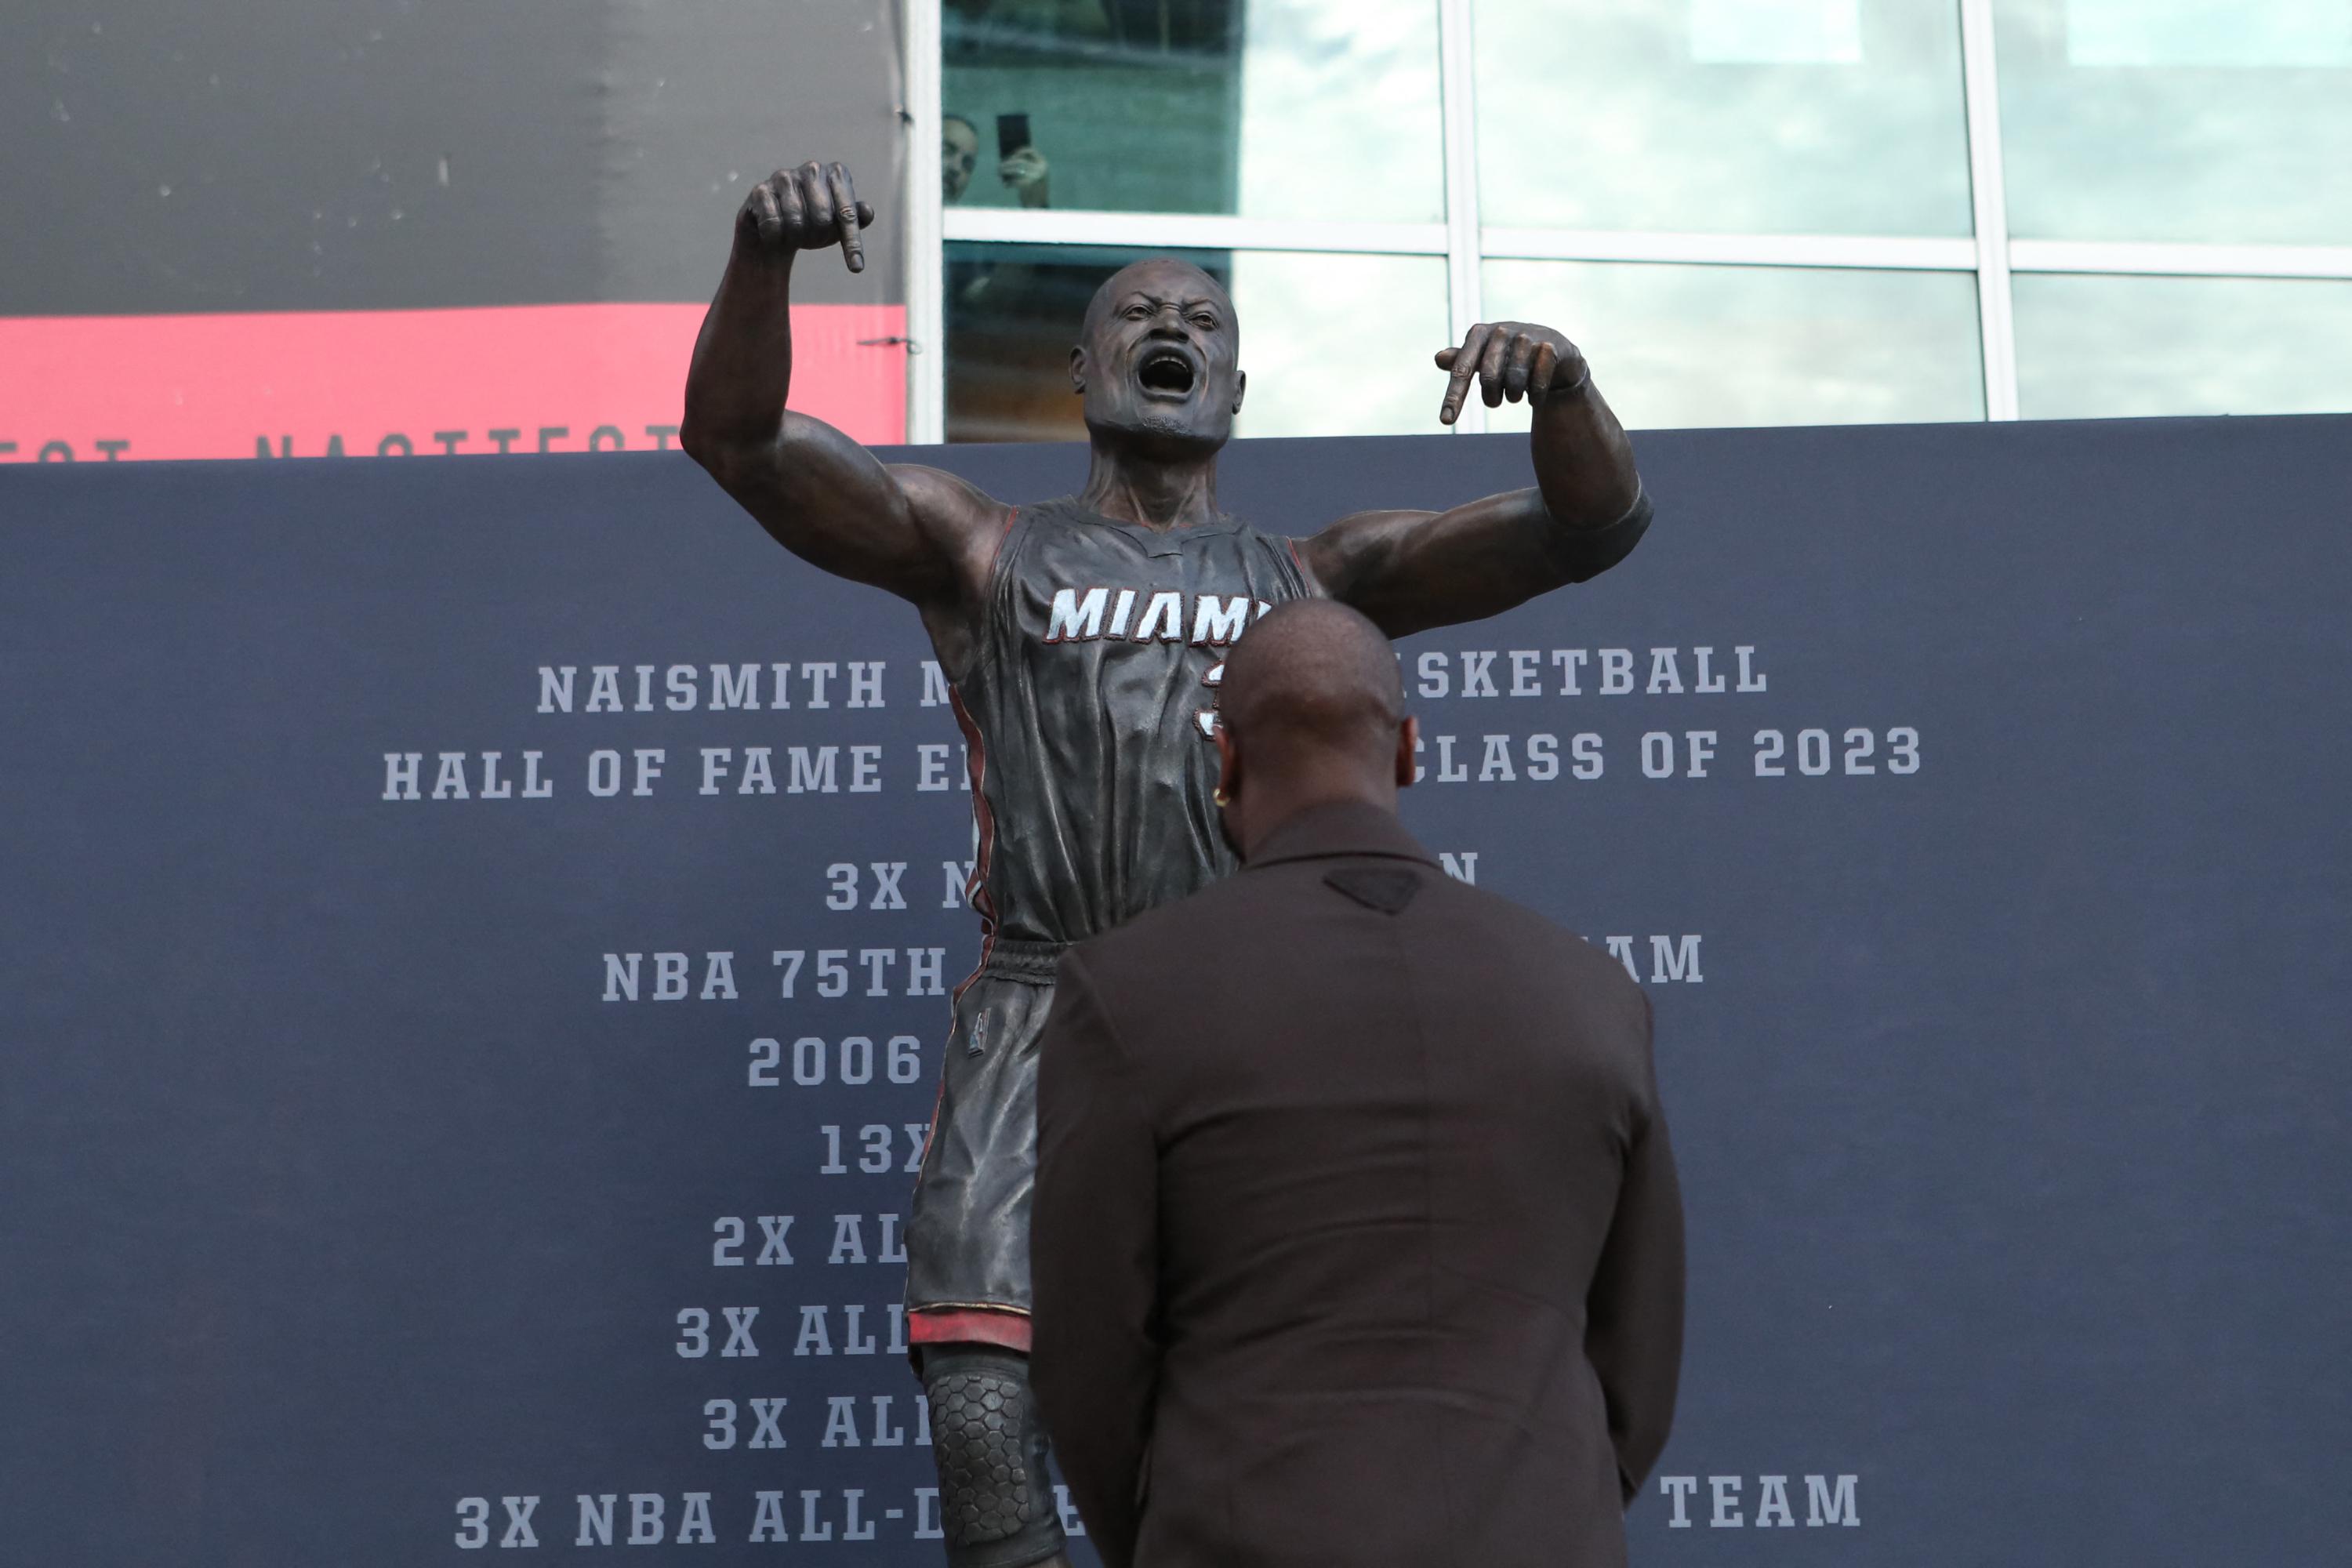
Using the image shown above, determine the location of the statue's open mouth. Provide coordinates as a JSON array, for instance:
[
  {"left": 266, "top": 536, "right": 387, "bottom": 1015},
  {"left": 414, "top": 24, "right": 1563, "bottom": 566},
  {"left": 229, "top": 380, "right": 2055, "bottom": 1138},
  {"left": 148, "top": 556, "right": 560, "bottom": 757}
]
[{"left": 1138, "top": 349, "right": 1197, "bottom": 397}]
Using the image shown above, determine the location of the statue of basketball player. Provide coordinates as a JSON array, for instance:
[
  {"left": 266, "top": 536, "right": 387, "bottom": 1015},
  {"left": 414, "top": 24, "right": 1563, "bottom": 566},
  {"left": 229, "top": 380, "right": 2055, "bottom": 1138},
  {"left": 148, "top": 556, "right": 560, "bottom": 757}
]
[{"left": 681, "top": 161, "right": 1653, "bottom": 1568}]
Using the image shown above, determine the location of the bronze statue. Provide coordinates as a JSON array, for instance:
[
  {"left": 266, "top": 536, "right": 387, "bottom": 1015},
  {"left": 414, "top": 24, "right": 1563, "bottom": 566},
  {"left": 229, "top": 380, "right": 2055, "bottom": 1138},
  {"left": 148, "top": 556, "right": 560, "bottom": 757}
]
[{"left": 681, "top": 160, "right": 1652, "bottom": 1568}]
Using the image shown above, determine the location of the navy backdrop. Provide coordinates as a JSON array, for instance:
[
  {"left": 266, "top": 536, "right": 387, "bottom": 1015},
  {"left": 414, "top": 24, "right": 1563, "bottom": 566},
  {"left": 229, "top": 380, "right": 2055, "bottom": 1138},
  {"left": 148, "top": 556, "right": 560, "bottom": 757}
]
[{"left": 3, "top": 417, "right": 2349, "bottom": 1564}]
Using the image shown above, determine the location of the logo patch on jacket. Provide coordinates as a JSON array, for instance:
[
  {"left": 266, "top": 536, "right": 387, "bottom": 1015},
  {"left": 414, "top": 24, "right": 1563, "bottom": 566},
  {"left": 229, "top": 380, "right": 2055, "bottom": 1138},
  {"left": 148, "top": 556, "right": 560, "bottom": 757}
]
[{"left": 1323, "top": 868, "right": 1422, "bottom": 915}]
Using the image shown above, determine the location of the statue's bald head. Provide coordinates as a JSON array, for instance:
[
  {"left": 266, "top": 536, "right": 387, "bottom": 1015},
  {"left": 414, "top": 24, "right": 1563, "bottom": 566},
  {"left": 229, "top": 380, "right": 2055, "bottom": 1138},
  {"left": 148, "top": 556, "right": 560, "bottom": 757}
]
[
  {"left": 1219, "top": 598, "right": 1406, "bottom": 784},
  {"left": 1080, "top": 257, "right": 1235, "bottom": 343},
  {"left": 1072, "top": 257, "right": 1246, "bottom": 452}
]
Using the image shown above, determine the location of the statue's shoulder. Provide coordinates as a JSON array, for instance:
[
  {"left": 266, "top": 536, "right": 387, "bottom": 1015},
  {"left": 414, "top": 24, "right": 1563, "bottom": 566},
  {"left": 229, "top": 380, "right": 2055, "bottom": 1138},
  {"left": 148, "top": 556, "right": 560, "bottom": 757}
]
[
  {"left": 1014, "top": 494, "right": 1093, "bottom": 528},
  {"left": 996, "top": 497, "right": 1143, "bottom": 570},
  {"left": 1220, "top": 511, "right": 1306, "bottom": 557}
]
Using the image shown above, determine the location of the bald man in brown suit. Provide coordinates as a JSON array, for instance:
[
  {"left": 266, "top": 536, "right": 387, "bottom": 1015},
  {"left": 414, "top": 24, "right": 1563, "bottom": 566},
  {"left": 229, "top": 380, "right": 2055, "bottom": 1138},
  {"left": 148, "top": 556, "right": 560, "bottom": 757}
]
[{"left": 1030, "top": 598, "right": 1684, "bottom": 1568}]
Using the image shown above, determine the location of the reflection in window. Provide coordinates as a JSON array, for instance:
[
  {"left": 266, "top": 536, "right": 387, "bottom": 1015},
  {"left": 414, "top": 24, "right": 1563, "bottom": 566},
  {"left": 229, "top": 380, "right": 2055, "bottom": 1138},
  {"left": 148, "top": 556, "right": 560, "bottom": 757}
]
[
  {"left": 945, "top": 243, "right": 1448, "bottom": 443},
  {"left": 1221, "top": 252, "right": 1451, "bottom": 439},
  {"left": 946, "top": 244, "right": 1218, "bottom": 444},
  {"left": 1481, "top": 260, "right": 1986, "bottom": 430},
  {"left": 1472, "top": 0, "right": 1971, "bottom": 236},
  {"left": 2015, "top": 274, "right": 2352, "bottom": 419},
  {"left": 1690, "top": 0, "right": 1862, "bottom": 65},
  {"left": 2061, "top": 0, "right": 2351, "bottom": 68},
  {"left": 1996, "top": 1, "right": 2352, "bottom": 244},
  {"left": 941, "top": 0, "right": 1443, "bottom": 221}
]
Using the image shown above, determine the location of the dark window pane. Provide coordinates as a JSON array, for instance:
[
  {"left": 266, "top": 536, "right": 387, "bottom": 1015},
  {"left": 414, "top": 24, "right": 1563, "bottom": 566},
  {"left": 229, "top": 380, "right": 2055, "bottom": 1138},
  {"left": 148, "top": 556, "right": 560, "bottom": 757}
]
[
  {"left": 946, "top": 242, "right": 1448, "bottom": 441},
  {"left": 942, "top": 0, "right": 1443, "bottom": 220},
  {"left": 946, "top": 243, "right": 1228, "bottom": 442}
]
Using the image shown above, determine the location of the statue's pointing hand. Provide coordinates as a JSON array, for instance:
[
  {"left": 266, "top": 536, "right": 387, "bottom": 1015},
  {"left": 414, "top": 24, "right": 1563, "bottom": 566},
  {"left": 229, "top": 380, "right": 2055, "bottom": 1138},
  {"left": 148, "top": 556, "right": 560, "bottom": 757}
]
[
  {"left": 739, "top": 161, "right": 878, "bottom": 274},
  {"left": 1435, "top": 321, "right": 1590, "bottom": 425}
]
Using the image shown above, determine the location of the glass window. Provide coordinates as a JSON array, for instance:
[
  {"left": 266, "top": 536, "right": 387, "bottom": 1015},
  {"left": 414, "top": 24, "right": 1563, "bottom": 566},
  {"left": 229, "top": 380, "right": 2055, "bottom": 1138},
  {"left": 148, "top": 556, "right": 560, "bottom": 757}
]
[
  {"left": 941, "top": 0, "right": 1443, "bottom": 222},
  {"left": 1224, "top": 252, "right": 1454, "bottom": 438},
  {"left": 947, "top": 243, "right": 1156, "bottom": 444},
  {"left": 1479, "top": 260, "right": 1987, "bottom": 430},
  {"left": 945, "top": 242, "right": 1449, "bottom": 442},
  {"left": 2014, "top": 274, "right": 2352, "bottom": 419},
  {"left": 1472, "top": 0, "right": 1973, "bottom": 236},
  {"left": 1995, "top": 0, "right": 2352, "bottom": 244}
]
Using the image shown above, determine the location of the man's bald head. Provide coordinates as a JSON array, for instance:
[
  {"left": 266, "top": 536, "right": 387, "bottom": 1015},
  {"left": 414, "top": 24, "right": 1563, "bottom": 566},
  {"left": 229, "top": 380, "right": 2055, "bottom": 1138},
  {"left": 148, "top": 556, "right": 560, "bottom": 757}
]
[{"left": 1220, "top": 598, "right": 1404, "bottom": 775}]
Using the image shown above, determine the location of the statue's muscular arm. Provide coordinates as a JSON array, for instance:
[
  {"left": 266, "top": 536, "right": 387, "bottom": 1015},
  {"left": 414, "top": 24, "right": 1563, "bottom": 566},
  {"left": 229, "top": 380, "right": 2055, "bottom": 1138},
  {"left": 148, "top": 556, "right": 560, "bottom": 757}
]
[
  {"left": 1298, "top": 322, "right": 1649, "bottom": 640},
  {"left": 680, "top": 162, "right": 1007, "bottom": 674}
]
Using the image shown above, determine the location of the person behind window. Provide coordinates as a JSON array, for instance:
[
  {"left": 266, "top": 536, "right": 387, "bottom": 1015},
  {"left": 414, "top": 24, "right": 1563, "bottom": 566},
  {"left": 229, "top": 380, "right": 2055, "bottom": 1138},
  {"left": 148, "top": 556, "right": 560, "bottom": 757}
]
[{"left": 943, "top": 112, "right": 1051, "bottom": 207}]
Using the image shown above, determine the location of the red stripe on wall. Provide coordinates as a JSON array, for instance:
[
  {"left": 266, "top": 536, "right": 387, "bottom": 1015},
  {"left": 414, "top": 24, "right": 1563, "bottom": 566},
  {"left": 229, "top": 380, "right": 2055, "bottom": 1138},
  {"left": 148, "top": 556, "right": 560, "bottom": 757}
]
[{"left": 0, "top": 302, "right": 906, "bottom": 463}]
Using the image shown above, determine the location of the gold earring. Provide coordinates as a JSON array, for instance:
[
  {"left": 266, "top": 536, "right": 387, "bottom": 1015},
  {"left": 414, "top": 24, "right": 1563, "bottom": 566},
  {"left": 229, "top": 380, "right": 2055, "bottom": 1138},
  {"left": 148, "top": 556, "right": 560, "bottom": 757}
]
[{"left": 1213, "top": 786, "right": 1230, "bottom": 807}]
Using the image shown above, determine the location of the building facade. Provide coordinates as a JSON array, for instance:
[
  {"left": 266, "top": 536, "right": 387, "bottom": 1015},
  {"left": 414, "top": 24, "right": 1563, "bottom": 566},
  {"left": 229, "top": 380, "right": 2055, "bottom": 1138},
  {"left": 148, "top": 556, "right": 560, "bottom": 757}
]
[{"left": 7, "top": 0, "right": 2347, "bottom": 463}]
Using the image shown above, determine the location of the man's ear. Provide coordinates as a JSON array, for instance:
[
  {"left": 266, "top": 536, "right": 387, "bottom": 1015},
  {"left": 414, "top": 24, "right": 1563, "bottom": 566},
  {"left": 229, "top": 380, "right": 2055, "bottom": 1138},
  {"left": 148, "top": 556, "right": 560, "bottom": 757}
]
[
  {"left": 1214, "top": 719, "right": 1242, "bottom": 799},
  {"left": 1232, "top": 368, "right": 1247, "bottom": 416},
  {"left": 1394, "top": 715, "right": 1418, "bottom": 788},
  {"left": 1070, "top": 345, "right": 1087, "bottom": 395}
]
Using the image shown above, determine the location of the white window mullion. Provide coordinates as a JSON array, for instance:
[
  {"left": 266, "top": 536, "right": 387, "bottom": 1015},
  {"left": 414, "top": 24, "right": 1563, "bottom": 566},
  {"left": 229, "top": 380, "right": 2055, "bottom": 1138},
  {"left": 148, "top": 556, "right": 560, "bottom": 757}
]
[
  {"left": 902, "top": 0, "right": 946, "bottom": 445},
  {"left": 1958, "top": 0, "right": 2020, "bottom": 420},
  {"left": 1480, "top": 228, "right": 1977, "bottom": 270},
  {"left": 939, "top": 208, "right": 1446, "bottom": 256},
  {"left": 1438, "top": 0, "right": 1486, "bottom": 433},
  {"left": 2010, "top": 239, "right": 2352, "bottom": 281}
]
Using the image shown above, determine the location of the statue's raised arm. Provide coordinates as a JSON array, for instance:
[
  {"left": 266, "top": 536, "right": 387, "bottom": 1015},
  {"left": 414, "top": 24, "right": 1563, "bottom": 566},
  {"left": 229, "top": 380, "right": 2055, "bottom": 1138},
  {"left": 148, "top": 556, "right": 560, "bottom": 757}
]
[
  {"left": 679, "top": 160, "right": 1006, "bottom": 673},
  {"left": 1298, "top": 321, "right": 1653, "bottom": 640}
]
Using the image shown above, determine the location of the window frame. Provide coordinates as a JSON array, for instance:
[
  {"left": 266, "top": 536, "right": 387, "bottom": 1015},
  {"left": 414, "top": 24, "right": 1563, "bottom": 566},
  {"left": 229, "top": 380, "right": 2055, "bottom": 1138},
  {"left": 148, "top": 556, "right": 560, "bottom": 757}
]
[{"left": 902, "top": 0, "right": 2352, "bottom": 441}]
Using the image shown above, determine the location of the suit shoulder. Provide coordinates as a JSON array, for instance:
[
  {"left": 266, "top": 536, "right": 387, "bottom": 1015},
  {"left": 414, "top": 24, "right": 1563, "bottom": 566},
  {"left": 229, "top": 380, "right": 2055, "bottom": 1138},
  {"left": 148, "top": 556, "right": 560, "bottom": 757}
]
[
  {"left": 1422, "top": 873, "right": 1590, "bottom": 953},
  {"left": 1421, "top": 876, "right": 1650, "bottom": 1010}
]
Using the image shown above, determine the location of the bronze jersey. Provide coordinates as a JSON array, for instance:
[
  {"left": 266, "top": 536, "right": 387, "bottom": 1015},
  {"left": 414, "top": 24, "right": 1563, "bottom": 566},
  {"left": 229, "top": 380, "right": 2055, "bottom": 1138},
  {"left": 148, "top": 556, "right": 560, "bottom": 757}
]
[{"left": 950, "top": 495, "right": 1316, "bottom": 946}]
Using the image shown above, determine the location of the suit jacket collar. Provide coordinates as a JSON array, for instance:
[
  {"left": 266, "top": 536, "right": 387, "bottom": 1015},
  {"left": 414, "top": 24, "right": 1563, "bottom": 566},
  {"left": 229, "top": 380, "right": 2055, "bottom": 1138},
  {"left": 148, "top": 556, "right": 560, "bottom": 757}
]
[{"left": 1243, "top": 800, "right": 1438, "bottom": 870}]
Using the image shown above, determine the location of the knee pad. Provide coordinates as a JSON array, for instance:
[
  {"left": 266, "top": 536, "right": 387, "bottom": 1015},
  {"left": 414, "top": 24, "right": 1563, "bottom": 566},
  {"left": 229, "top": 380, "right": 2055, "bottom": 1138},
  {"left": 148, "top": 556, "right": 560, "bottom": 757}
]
[{"left": 920, "top": 1347, "right": 1067, "bottom": 1568}]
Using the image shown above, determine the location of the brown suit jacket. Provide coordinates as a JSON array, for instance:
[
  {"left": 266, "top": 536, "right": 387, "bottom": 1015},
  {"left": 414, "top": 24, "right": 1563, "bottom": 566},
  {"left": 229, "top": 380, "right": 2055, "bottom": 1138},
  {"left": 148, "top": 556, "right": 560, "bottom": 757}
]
[{"left": 1031, "top": 802, "right": 1683, "bottom": 1568}]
